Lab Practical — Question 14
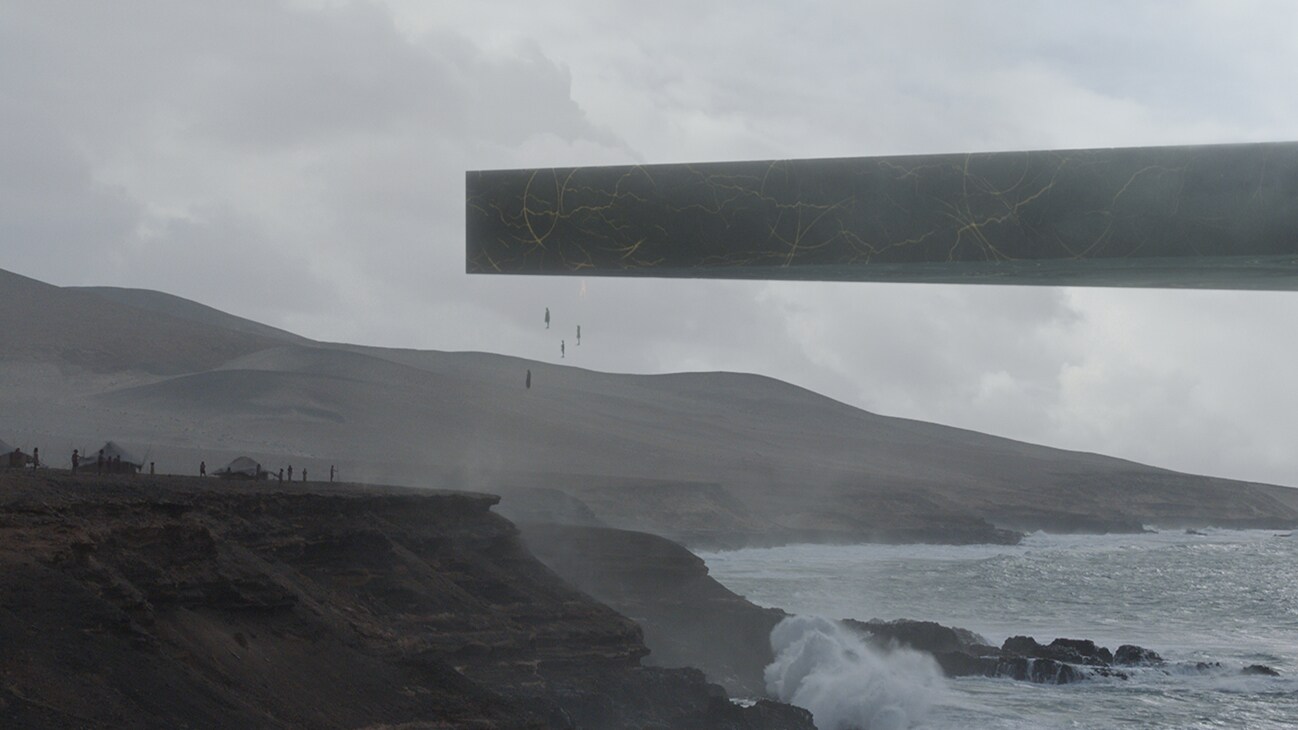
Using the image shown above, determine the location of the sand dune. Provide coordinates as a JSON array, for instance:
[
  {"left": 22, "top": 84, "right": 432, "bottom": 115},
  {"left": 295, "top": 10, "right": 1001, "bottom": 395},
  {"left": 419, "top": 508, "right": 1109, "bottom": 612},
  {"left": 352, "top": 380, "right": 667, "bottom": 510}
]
[{"left": 3, "top": 267, "right": 1296, "bottom": 545}]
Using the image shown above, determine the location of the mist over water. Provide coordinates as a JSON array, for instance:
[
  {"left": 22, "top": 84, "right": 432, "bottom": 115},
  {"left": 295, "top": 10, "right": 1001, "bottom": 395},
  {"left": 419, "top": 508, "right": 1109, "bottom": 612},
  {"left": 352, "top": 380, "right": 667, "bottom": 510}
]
[{"left": 705, "top": 530, "right": 1298, "bottom": 729}]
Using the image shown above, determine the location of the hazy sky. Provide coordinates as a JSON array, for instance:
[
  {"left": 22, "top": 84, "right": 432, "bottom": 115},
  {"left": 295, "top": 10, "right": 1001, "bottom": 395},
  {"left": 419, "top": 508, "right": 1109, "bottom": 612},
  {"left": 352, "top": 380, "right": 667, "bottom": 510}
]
[{"left": 4, "top": 1, "right": 1298, "bottom": 486}]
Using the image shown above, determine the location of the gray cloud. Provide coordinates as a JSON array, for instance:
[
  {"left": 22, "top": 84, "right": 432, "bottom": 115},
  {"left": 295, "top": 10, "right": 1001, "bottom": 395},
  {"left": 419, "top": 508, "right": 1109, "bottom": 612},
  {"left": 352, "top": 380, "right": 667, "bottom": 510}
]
[{"left": 3, "top": 0, "right": 1298, "bottom": 487}]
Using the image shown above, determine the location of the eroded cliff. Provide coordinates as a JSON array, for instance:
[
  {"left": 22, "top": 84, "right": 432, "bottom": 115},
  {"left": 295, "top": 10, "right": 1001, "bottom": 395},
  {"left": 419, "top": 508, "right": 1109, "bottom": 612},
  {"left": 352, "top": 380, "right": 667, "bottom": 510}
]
[{"left": 0, "top": 472, "right": 813, "bottom": 729}]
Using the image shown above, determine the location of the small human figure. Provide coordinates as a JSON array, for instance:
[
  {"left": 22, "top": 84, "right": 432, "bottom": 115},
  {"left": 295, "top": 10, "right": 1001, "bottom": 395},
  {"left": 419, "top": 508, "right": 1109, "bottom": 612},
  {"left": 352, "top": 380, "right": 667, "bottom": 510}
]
[
  {"left": 576, "top": 325, "right": 581, "bottom": 345},
  {"left": 329, "top": 465, "right": 335, "bottom": 482},
  {"left": 97, "top": 449, "right": 104, "bottom": 475},
  {"left": 278, "top": 468, "right": 284, "bottom": 483},
  {"left": 256, "top": 463, "right": 262, "bottom": 480},
  {"left": 287, "top": 465, "right": 293, "bottom": 482},
  {"left": 302, "top": 468, "right": 307, "bottom": 482},
  {"left": 149, "top": 461, "right": 155, "bottom": 475},
  {"left": 32, "top": 447, "right": 39, "bottom": 471},
  {"left": 561, "top": 340, "right": 565, "bottom": 358},
  {"left": 72, "top": 449, "right": 79, "bottom": 475},
  {"left": 526, "top": 369, "right": 532, "bottom": 389},
  {"left": 200, "top": 460, "right": 206, "bottom": 477},
  {"left": 545, "top": 307, "right": 550, "bottom": 329},
  {"left": 9, "top": 448, "right": 19, "bottom": 468}
]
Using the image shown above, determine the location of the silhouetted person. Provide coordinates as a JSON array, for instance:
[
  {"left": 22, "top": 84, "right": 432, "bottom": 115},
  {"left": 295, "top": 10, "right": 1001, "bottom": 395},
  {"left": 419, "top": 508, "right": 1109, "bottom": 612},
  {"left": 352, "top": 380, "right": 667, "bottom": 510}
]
[
  {"left": 200, "top": 460, "right": 206, "bottom": 477},
  {"left": 72, "top": 449, "right": 79, "bottom": 475},
  {"left": 32, "top": 447, "right": 39, "bottom": 471},
  {"left": 330, "top": 465, "right": 335, "bottom": 482},
  {"left": 545, "top": 307, "right": 550, "bottom": 329},
  {"left": 149, "top": 461, "right": 155, "bottom": 475},
  {"left": 278, "top": 468, "right": 284, "bottom": 483},
  {"left": 287, "top": 465, "right": 293, "bottom": 482},
  {"left": 526, "top": 369, "right": 532, "bottom": 389},
  {"left": 10, "top": 448, "right": 19, "bottom": 468},
  {"left": 302, "top": 468, "right": 307, "bottom": 482},
  {"left": 97, "top": 449, "right": 104, "bottom": 475},
  {"left": 576, "top": 325, "right": 581, "bottom": 345},
  {"left": 561, "top": 340, "right": 565, "bottom": 358},
  {"left": 256, "top": 463, "right": 262, "bottom": 481}
]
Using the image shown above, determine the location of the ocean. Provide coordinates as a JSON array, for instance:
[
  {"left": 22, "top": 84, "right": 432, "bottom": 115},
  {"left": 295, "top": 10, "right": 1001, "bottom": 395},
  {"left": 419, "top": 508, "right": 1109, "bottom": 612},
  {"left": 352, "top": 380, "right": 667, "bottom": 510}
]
[{"left": 699, "top": 529, "right": 1298, "bottom": 729}]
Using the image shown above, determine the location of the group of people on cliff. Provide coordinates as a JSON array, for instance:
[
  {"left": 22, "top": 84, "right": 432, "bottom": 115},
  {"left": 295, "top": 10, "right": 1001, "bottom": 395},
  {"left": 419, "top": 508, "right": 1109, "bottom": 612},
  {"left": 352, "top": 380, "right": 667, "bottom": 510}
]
[
  {"left": 7, "top": 445, "right": 337, "bottom": 485},
  {"left": 68, "top": 448, "right": 144, "bottom": 475},
  {"left": 195, "top": 460, "right": 338, "bottom": 483}
]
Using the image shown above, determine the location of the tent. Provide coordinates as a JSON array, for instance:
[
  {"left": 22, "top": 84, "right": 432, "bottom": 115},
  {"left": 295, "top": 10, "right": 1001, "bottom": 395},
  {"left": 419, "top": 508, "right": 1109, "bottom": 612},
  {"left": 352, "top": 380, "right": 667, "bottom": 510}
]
[
  {"left": 214, "top": 456, "right": 264, "bottom": 480},
  {"left": 89, "top": 441, "right": 143, "bottom": 474}
]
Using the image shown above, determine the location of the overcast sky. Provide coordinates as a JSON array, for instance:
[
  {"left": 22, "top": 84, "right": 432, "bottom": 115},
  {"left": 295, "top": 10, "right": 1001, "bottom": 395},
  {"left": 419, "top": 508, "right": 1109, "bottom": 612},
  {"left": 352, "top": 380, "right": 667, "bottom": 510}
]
[{"left": 4, "top": 1, "right": 1298, "bottom": 487}]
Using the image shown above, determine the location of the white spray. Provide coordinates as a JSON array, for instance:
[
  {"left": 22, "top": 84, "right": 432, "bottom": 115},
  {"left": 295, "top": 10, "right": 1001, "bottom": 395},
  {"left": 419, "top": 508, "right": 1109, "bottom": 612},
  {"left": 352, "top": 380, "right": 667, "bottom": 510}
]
[{"left": 765, "top": 615, "right": 945, "bottom": 730}]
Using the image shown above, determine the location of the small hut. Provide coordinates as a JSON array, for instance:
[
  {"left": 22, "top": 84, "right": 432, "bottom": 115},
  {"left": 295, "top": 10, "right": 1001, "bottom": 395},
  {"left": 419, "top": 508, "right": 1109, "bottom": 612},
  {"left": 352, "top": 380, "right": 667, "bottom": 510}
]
[
  {"left": 1, "top": 439, "right": 30, "bottom": 468},
  {"left": 91, "top": 441, "right": 144, "bottom": 474},
  {"left": 214, "top": 456, "right": 264, "bottom": 480}
]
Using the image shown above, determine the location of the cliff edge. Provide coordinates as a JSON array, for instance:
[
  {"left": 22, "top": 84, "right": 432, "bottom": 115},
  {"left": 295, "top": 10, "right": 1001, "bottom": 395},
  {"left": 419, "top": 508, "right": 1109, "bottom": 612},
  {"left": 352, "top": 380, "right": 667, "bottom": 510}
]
[{"left": 0, "top": 471, "right": 813, "bottom": 729}]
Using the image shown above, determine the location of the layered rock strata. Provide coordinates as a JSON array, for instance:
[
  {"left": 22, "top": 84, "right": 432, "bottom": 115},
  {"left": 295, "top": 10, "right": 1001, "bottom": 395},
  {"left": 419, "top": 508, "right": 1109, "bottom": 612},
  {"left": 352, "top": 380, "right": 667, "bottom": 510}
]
[{"left": 0, "top": 472, "right": 813, "bottom": 729}]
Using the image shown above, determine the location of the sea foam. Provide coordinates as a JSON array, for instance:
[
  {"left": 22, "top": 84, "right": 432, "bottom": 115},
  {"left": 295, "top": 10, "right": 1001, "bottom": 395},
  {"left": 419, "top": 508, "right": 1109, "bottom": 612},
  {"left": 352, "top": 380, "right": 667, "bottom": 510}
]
[{"left": 766, "top": 615, "right": 945, "bottom": 730}]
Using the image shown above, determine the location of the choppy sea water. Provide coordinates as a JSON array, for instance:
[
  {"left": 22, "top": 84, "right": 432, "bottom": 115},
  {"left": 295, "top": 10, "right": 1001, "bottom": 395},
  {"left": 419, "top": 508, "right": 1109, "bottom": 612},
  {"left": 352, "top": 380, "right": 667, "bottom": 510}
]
[{"left": 699, "top": 530, "right": 1298, "bottom": 729}]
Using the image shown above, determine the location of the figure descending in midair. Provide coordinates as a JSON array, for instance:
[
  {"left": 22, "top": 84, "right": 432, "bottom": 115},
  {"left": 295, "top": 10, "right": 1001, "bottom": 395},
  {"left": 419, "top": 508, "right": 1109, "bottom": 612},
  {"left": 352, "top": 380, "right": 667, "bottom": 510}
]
[
  {"left": 576, "top": 325, "right": 581, "bottom": 346},
  {"left": 526, "top": 369, "right": 532, "bottom": 389},
  {"left": 560, "top": 340, "right": 565, "bottom": 358},
  {"left": 545, "top": 307, "right": 550, "bottom": 329}
]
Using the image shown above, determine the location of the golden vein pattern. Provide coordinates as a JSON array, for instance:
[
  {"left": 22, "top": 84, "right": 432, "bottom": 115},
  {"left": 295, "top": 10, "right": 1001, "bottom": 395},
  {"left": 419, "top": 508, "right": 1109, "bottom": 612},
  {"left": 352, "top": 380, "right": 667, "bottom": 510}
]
[{"left": 466, "top": 142, "right": 1298, "bottom": 289}]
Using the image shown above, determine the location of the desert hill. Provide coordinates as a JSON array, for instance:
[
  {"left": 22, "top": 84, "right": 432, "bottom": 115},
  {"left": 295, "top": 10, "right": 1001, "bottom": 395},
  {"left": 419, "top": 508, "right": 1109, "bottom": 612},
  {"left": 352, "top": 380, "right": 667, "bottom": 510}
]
[
  {"left": 3, "top": 267, "right": 1296, "bottom": 545},
  {"left": 75, "top": 284, "right": 310, "bottom": 345},
  {"left": 0, "top": 268, "right": 282, "bottom": 376}
]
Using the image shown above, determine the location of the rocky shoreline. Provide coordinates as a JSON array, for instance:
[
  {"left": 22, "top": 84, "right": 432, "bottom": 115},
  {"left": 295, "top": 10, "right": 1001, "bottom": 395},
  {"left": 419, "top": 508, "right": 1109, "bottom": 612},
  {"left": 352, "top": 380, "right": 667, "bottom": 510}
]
[
  {"left": 522, "top": 523, "right": 1282, "bottom": 701},
  {"left": 0, "top": 472, "right": 814, "bottom": 729},
  {"left": 844, "top": 620, "right": 1278, "bottom": 683},
  {"left": 2, "top": 471, "right": 1281, "bottom": 729}
]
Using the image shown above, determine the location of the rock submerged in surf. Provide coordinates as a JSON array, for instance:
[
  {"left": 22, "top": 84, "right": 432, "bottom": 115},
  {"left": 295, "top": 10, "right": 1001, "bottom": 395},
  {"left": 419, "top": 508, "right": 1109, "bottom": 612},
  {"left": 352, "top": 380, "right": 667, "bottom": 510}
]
[
  {"left": 841, "top": 618, "right": 1279, "bottom": 687},
  {"left": 843, "top": 620, "right": 1182, "bottom": 684},
  {"left": 1001, "top": 636, "right": 1115, "bottom": 666},
  {"left": 1114, "top": 644, "right": 1165, "bottom": 666},
  {"left": 1242, "top": 664, "right": 1281, "bottom": 677}
]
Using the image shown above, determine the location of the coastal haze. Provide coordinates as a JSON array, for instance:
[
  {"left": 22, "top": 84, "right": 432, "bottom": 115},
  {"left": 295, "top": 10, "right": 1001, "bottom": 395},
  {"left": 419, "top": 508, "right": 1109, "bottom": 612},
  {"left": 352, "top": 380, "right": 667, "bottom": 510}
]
[
  {"left": 8, "top": 4, "right": 1298, "bottom": 728},
  {"left": 7, "top": 1, "right": 1298, "bottom": 492},
  {"left": 5, "top": 266, "right": 1296, "bottom": 548}
]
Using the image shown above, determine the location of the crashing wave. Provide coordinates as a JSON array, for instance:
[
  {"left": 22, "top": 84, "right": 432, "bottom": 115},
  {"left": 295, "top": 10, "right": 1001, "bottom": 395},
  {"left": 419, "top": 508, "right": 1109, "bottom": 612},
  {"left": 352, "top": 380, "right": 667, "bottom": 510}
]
[{"left": 765, "top": 615, "right": 945, "bottom": 730}]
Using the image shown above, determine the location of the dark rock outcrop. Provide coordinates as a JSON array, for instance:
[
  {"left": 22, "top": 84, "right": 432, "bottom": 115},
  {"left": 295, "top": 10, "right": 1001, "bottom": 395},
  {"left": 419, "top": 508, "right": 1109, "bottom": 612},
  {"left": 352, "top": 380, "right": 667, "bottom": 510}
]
[
  {"left": 1002, "top": 636, "right": 1114, "bottom": 666},
  {"left": 1243, "top": 664, "right": 1281, "bottom": 677},
  {"left": 0, "top": 472, "right": 814, "bottom": 729},
  {"left": 990, "top": 656, "right": 1088, "bottom": 684},
  {"left": 1114, "top": 644, "right": 1165, "bottom": 666},
  {"left": 846, "top": 618, "right": 995, "bottom": 656},
  {"left": 837, "top": 621, "right": 1187, "bottom": 684},
  {"left": 520, "top": 523, "right": 785, "bottom": 699}
]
